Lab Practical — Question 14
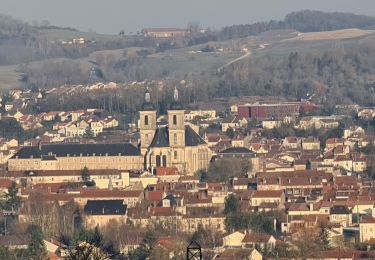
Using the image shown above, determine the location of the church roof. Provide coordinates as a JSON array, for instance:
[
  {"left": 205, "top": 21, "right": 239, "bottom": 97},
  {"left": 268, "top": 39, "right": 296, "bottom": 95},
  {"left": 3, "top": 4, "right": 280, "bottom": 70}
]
[
  {"left": 150, "top": 127, "right": 169, "bottom": 147},
  {"left": 219, "top": 147, "right": 253, "bottom": 154},
  {"left": 141, "top": 102, "right": 155, "bottom": 111},
  {"left": 149, "top": 126, "right": 206, "bottom": 148},
  {"left": 169, "top": 101, "right": 183, "bottom": 110}
]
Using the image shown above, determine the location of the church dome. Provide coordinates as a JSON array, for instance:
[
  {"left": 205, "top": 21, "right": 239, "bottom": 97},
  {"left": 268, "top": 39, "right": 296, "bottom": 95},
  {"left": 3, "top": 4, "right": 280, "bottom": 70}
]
[
  {"left": 169, "top": 101, "right": 183, "bottom": 110},
  {"left": 142, "top": 102, "right": 155, "bottom": 111}
]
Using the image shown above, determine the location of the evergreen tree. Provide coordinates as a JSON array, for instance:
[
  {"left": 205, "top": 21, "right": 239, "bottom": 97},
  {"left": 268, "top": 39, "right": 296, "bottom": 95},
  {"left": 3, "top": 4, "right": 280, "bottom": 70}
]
[
  {"left": 226, "top": 127, "right": 235, "bottom": 139},
  {"left": 3, "top": 182, "right": 22, "bottom": 211},
  {"left": 81, "top": 167, "right": 90, "bottom": 182},
  {"left": 128, "top": 229, "right": 157, "bottom": 260},
  {"left": 26, "top": 224, "right": 47, "bottom": 259},
  {"left": 84, "top": 127, "right": 94, "bottom": 139},
  {"left": 224, "top": 194, "right": 240, "bottom": 215},
  {"left": 316, "top": 227, "right": 331, "bottom": 250}
]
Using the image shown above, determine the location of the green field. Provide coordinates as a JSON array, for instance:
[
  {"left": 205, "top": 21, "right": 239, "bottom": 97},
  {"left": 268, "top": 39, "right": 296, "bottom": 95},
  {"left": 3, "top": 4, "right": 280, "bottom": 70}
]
[{"left": 37, "top": 29, "right": 120, "bottom": 42}]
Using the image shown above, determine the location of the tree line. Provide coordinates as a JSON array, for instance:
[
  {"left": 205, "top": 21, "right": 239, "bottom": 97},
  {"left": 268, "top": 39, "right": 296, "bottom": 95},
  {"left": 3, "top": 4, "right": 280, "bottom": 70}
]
[{"left": 218, "top": 10, "right": 375, "bottom": 40}]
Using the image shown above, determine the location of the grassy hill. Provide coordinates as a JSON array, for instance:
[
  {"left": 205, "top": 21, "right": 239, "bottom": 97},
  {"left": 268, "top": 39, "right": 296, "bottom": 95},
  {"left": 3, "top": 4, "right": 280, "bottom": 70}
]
[
  {"left": 1, "top": 27, "right": 374, "bottom": 90},
  {"left": 37, "top": 28, "right": 120, "bottom": 42}
]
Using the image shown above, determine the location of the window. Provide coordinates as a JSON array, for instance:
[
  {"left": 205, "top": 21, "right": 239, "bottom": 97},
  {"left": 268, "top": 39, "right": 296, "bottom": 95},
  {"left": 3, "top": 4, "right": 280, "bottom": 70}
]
[
  {"left": 174, "top": 151, "right": 178, "bottom": 160},
  {"left": 145, "top": 134, "right": 149, "bottom": 145},
  {"left": 162, "top": 155, "right": 167, "bottom": 167},
  {"left": 156, "top": 155, "right": 161, "bottom": 167},
  {"left": 174, "top": 133, "right": 177, "bottom": 144},
  {"left": 173, "top": 115, "right": 177, "bottom": 125},
  {"left": 144, "top": 115, "right": 149, "bottom": 125}
]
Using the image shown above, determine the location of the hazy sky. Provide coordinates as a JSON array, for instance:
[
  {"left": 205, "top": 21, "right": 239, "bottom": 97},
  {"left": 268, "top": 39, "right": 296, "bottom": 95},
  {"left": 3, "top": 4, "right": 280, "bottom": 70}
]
[{"left": 2, "top": 0, "right": 375, "bottom": 34}]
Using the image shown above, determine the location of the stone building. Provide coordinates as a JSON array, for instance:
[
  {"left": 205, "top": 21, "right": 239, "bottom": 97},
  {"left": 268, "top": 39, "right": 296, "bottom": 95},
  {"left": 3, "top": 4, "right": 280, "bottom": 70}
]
[
  {"left": 140, "top": 87, "right": 211, "bottom": 175},
  {"left": 8, "top": 143, "right": 142, "bottom": 171}
]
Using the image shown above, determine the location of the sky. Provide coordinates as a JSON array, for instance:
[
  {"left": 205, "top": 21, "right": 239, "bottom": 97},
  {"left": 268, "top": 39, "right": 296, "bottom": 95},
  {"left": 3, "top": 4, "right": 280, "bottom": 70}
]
[{"left": 1, "top": 0, "right": 375, "bottom": 34}]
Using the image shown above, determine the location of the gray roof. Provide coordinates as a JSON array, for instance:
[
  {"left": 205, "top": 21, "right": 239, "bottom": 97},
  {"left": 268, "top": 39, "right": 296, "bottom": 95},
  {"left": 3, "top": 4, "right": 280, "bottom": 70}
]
[
  {"left": 149, "top": 125, "right": 206, "bottom": 148},
  {"left": 84, "top": 200, "right": 127, "bottom": 215},
  {"left": 12, "top": 143, "right": 140, "bottom": 159},
  {"left": 330, "top": 205, "right": 351, "bottom": 215},
  {"left": 219, "top": 147, "right": 253, "bottom": 154}
]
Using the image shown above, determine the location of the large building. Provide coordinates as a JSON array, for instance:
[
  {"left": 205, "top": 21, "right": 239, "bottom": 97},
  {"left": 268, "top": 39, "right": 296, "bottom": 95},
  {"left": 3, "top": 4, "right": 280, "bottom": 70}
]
[
  {"left": 140, "top": 88, "right": 211, "bottom": 175},
  {"left": 237, "top": 101, "right": 318, "bottom": 120},
  {"left": 8, "top": 143, "right": 143, "bottom": 171},
  {"left": 142, "top": 28, "right": 187, "bottom": 38},
  {"left": 238, "top": 103, "right": 299, "bottom": 120}
]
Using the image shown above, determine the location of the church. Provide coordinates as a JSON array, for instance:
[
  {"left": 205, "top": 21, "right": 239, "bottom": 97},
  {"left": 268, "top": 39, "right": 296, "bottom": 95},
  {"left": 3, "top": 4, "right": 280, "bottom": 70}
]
[{"left": 139, "top": 87, "right": 211, "bottom": 175}]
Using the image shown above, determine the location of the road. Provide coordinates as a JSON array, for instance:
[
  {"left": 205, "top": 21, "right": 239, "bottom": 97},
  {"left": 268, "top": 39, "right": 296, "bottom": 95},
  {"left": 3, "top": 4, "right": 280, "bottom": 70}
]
[{"left": 217, "top": 49, "right": 251, "bottom": 72}]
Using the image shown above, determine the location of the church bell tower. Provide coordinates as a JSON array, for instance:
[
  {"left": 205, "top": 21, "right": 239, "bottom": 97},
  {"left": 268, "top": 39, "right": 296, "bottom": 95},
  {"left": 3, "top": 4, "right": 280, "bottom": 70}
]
[
  {"left": 168, "top": 87, "right": 185, "bottom": 148},
  {"left": 140, "top": 87, "right": 156, "bottom": 155}
]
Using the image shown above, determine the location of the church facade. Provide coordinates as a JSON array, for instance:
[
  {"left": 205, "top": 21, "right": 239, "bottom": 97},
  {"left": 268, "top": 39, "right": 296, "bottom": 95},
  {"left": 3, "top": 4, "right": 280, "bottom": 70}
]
[{"left": 140, "top": 88, "right": 211, "bottom": 175}]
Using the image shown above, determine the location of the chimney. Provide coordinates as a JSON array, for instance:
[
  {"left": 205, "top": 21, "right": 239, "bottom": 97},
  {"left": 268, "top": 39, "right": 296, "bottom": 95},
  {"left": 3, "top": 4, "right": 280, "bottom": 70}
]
[{"left": 309, "top": 203, "right": 314, "bottom": 211}]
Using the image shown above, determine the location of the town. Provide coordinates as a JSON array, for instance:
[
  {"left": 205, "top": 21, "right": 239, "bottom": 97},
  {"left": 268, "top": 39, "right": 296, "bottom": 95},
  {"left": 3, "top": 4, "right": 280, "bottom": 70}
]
[
  {"left": 2, "top": 3, "right": 375, "bottom": 260},
  {"left": 0, "top": 80, "right": 375, "bottom": 259}
]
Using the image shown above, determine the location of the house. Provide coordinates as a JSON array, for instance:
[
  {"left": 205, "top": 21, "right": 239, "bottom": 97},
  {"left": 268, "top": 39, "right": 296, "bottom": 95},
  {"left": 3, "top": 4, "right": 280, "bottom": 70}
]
[
  {"left": 7, "top": 110, "right": 24, "bottom": 121},
  {"left": 0, "top": 235, "right": 29, "bottom": 250},
  {"left": 262, "top": 120, "right": 282, "bottom": 129},
  {"left": 283, "top": 137, "right": 301, "bottom": 149},
  {"left": 222, "top": 115, "right": 241, "bottom": 132},
  {"left": 302, "top": 137, "right": 320, "bottom": 151},
  {"left": 232, "top": 135, "right": 250, "bottom": 147},
  {"left": 84, "top": 199, "right": 127, "bottom": 227},
  {"left": 251, "top": 190, "right": 285, "bottom": 207},
  {"left": 298, "top": 116, "right": 340, "bottom": 130},
  {"left": 241, "top": 233, "right": 276, "bottom": 250},
  {"left": 329, "top": 205, "right": 352, "bottom": 227},
  {"left": 223, "top": 231, "right": 276, "bottom": 250},
  {"left": 102, "top": 117, "right": 119, "bottom": 129},
  {"left": 360, "top": 216, "right": 375, "bottom": 243},
  {"left": 214, "top": 248, "right": 263, "bottom": 260},
  {"left": 223, "top": 231, "right": 246, "bottom": 247}
]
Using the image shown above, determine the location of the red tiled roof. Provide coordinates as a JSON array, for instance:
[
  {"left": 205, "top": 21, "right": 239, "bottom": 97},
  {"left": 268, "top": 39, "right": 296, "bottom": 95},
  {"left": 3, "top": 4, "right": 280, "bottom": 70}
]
[
  {"left": 155, "top": 167, "right": 178, "bottom": 176},
  {"left": 0, "top": 179, "right": 13, "bottom": 188},
  {"left": 252, "top": 190, "right": 283, "bottom": 198},
  {"left": 361, "top": 216, "right": 375, "bottom": 224},
  {"left": 147, "top": 190, "right": 164, "bottom": 201},
  {"left": 242, "top": 233, "right": 272, "bottom": 243}
]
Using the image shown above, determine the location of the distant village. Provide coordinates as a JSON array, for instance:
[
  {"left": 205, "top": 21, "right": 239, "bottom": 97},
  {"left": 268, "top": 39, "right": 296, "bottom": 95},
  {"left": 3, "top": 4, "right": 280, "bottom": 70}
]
[{"left": 1, "top": 81, "right": 375, "bottom": 259}]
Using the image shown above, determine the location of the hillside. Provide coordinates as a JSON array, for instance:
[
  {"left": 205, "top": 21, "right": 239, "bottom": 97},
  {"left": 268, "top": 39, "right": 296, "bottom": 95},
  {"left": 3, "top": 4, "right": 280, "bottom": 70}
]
[{"left": 2, "top": 10, "right": 375, "bottom": 97}]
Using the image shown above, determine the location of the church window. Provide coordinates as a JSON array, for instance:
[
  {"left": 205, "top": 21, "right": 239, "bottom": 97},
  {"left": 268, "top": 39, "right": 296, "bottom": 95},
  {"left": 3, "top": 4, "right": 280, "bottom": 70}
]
[
  {"left": 174, "top": 151, "right": 178, "bottom": 160},
  {"left": 156, "top": 155, "right": 161, "bottom": 167},
  {"left": 145, "top": 115, "right": 149, "bottom": 125},
  {"left": 162, "top": 155, "right": 167, "bottom": 167},
  {"left": 174, "top": 133, "right": 177, "bottom": 144},
  {"left": 173, "top": 115, "right": 177, "bottom": 125}
]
